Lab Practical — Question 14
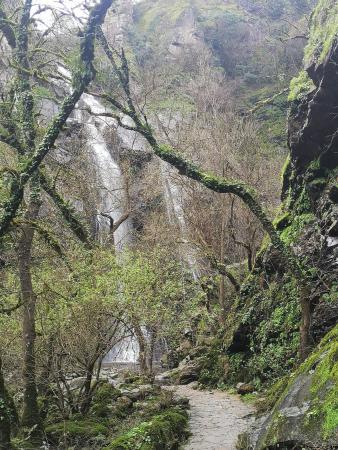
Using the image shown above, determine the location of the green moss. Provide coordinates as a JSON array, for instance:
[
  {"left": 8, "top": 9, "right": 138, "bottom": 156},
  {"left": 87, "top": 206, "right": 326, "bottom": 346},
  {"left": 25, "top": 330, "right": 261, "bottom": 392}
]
[
  {"left": 303, "top": 0, "right": 338, "bottom": 66},
  {"left": 273, "top": 211, "right": 291, "bottom": 231},
  {"left": 288, "top": 70, "right": 316, "bottom": 102},
  {"left": 136, "top": 0, "right": 190, "bottom": 33},
  {"left": 280, "top": 155, "right": 291, "bottom": 181},
  {"left": 46, "top": 419, "right": 109, "bottom": 445},
  {"left": 90, "top": 382, "right": 121, "bottom": 418},
  {"left": 256, "top": 376, "right": 289, "bottom": 413},
  {"left": 280, "top": 213, "right": 315, "bottom": 245},
  {"left": 135, "top": 0, "right": 244, "bottom": 34},
  {"left": 260, "top": 325, "right": 338, "bottom": 445},
  {"left": 305, "top": 325, "right": 338, "bottom": 438},
  {"left": 103, "top": 408, "right": 189, "bottom": 450}
]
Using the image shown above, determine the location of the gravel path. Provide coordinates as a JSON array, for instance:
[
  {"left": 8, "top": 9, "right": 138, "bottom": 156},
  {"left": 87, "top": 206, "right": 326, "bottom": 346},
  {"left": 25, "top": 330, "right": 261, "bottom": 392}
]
[{"left": 172, "top": 385, "right": 255, "bottom": 450}]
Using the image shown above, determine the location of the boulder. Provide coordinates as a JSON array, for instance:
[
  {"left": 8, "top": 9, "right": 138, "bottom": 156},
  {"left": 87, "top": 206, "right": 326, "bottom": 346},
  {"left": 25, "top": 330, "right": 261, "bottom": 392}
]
[
  {"left": 115, "top": 395, "right": 133, "bottom": 410},
  {"left": 243, "top": 326, "right": 338, "bottom": 449},
  {"left": 188, "top": 381, "right": 199, "bottom": 390},
  {"left": 119, "top": 384, "right": 156, "bottom": 401},
  {"left": 177, "top": 362, "right": 200, "bottom": 384},
  {"left": 236, "top": 383, "right": 255, "bottom": 395},
  {"left": 155, "top": 370, "right": 176, "bottom": 386}
]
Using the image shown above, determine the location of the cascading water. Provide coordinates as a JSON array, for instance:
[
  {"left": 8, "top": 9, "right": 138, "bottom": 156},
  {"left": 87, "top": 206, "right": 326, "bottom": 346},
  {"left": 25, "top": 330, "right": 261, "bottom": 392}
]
[
  {"left": 76, "top": 95, "right": 132, "bottom": 250},
  {"left": 74, "top": 89, "right": 199, "bottom": 366},
  {"left": 161, "top": 162, "right": 200, "bottom": 281},
  {"left": 74, "top": 95, "right": 141, "bottom": 364}
]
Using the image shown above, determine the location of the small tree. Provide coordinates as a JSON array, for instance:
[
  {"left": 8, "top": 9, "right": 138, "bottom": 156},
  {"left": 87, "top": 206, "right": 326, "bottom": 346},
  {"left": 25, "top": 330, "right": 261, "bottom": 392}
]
[{"left": 121, "top": 247, "right": 200, "bottom": 375}]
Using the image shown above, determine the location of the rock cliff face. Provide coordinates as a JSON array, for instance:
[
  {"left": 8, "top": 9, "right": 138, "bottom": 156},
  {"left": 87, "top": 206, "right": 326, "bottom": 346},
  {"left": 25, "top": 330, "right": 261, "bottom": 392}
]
[
  {"left": 236, "top": 1, "right": 338, "bottom": 447},
  {"left": 284, "top": 0, "right": 338, "bottom": 340}
]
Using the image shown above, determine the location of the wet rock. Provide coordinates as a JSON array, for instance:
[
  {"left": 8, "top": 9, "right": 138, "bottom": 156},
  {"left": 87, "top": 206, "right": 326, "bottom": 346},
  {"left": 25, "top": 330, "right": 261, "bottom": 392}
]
[
  {"left": 155, "top": 370, "right": 176, "bottom": 386},
  {"left": 236, "top": 383, "right": 255, "bottom": 395},
  {"left": 119, "top": 384, "right": 156, "bottom": 401},
  {"left": 177, "top": 362, "right": 200, "bottom": 385}
]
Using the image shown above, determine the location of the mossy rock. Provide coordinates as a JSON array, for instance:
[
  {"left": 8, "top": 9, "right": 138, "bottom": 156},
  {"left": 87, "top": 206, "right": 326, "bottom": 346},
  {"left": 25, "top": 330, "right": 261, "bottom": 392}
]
[
  {"left": 46, "top": 418, "right": 109, "bottom": 446},
  {"left": 102, "top": 408, "right": 189, "bottom": 450},
  {"left": 303, "top": 0, "right": 338, "bottom": 67},
  {"left": 246, "top": 325, "right": 338, "bottom": 449},
  {"left": 90, "top": 382, "right": 121, "bottom": 418}
]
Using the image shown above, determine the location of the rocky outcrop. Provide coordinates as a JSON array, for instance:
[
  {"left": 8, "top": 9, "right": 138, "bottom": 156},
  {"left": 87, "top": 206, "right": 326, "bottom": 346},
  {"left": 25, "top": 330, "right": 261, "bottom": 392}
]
[
  {"left": 235, "top": 4, "right": 338, "bottom": 446},
  {"left": 242, "top": 325, "right": 337, "bottom": 449}
]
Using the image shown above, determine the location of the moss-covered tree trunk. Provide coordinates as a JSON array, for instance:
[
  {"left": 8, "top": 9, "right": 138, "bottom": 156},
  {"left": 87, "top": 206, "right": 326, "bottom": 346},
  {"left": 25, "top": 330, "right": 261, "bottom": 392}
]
[
  {"left": 18, "top": 200, "right": 42, "bottom": 435},
  {"left": 0, "top": 357, "right": 11, "bottom": 450},
  {"left": 0, "top": 0, "right": 114, "bottom": 240},
  {"left": 79, "top": 363, "right": 95, "bottom": 415}
]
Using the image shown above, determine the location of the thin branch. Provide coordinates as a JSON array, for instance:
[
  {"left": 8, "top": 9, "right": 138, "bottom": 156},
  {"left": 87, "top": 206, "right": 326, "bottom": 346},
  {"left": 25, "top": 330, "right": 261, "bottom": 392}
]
[
  {"left": 247, "top": 88, "right": 288, "bottom": 115},
  {"left": 39, "top": 171, "right": 91, "bottom": 247}
]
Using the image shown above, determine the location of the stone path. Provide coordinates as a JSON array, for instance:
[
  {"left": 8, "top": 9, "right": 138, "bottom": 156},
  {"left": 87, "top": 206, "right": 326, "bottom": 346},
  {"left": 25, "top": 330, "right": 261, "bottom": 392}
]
[{"left": 172, "top": 385, "right": 255, "bottom": 450}]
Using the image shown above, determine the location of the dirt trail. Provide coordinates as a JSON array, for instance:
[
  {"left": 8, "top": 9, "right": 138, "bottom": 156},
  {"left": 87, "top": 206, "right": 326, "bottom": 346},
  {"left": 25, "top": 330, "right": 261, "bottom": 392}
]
[{"left": 173, "top": 385, "right": 255, "bottom": 450}]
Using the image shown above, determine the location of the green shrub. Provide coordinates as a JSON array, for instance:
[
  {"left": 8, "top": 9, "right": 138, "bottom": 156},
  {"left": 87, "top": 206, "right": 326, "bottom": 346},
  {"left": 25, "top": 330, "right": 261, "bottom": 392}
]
[{"left": 103, "top": 408, "right": 189, "bottom": 450}]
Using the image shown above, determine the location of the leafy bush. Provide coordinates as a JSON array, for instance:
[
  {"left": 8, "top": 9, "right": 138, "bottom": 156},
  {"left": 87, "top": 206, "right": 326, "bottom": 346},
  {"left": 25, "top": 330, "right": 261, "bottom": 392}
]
[{"left": 103, "top": 408, "right": 189, "bottom": 450}]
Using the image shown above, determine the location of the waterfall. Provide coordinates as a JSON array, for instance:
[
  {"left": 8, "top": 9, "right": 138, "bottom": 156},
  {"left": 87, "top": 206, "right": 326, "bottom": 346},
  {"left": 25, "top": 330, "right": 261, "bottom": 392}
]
[
  {"left": 105, "top": 335, "right": 139, "bottom": 364},
  {"left": 74, "top": 92, "right": 199, "bottom": 366},
  {"left": 162, "top": 163, "right": 200, "bottom": 280},
  {"left": 74, "top": 96, "right": 141, "bottom": 364},
  {"left": 77, "top": 94, "right": 132, "bottom": 250}
]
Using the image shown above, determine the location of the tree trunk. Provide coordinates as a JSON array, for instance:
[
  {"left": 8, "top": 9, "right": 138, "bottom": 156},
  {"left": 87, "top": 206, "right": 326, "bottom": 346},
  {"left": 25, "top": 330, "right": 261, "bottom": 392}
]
[
  {"left": 18, "top": 201, "right": 42, "bottom": 434},
  {"left": 134, "top": 325, "right": 148, "bottom": 375},
  {"left": 0, "top": 356, "right": 11, "bottom": 450},
  {"left": 219, "top": 211, "right": 227, "bottom": 322},
  {"left": 80, "top": 364, "right": 95, "bottom": 414},
  {"left": 147, "top": 329, "right": 157, "bottom": 377}
]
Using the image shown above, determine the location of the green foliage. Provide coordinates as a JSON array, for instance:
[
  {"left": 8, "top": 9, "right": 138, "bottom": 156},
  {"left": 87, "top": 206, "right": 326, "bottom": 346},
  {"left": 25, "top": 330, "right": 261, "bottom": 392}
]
[
  {"left": 323, "top": 283, "right": 338, "bottom": 304},
  {"left": 197, "top": 339, "right": 227, "bottom": 387},
  {"left": 103, "top": 408, "right": 189, "bottom": 450},
  {"left": 120, "top": 247, "right": 201, "bottom": 343},
  {"left": 280, "top": 213, "right": 315, "bottom": 245},
  {"left": 227, "top": 276, "right": 301, "bottom": 386},
  {"left": 46, "top": 419, "right": 109, "bottom": 445},
  {"left": 288, "top": 70, "right": 315, "bottom": 102}
]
